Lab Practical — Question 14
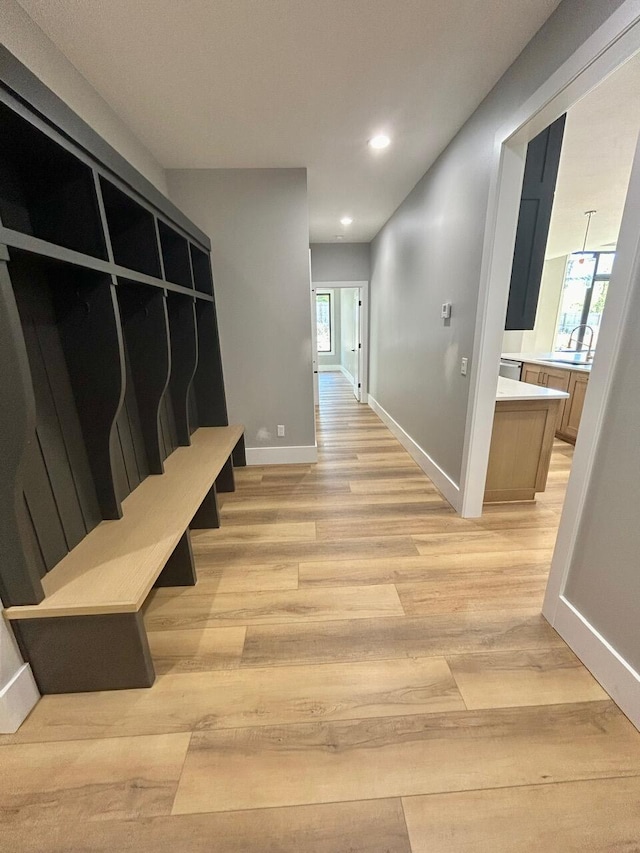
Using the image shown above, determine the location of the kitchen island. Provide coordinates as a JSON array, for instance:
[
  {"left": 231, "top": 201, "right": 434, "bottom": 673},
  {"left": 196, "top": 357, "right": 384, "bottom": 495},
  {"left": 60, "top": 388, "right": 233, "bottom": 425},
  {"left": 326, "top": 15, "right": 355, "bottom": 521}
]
[
  {"left": 501, "top": 352, "right": 591, "bottom": 443},
  {"left": 485, "top": 376, "right": 570, "bottom": 503}
]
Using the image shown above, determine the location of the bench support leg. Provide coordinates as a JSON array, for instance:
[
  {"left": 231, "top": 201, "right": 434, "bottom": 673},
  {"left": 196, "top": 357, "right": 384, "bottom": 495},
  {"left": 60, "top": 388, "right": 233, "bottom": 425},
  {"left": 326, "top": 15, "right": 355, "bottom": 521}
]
[
  {"left": 154, "top": 530, "right": 197, "bottom": 587},
  {"left": 190, "top": 483, "right": 220, "bottom": 529},
  {"left": 12, "top": 612, "right": 155, "bottom": 694},
  {"left": 215, "top": 455, "right": 235, "bottom": 493},
  {"left": 232, "top": 434, "right": 246, "bottom": 467}
]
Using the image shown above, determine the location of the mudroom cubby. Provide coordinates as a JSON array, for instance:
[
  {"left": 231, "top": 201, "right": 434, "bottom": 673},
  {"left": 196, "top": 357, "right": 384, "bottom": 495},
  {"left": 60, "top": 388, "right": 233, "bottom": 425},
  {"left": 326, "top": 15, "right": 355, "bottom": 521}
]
[
  {"left": 190, "top": 242, "right": 214, "bottom": 296},
  {"left": 0, "top": 46, "right": 242, "bottom": 686},
  {"left": 116, "top": 281, "right": 172, "bottom": 475},
  {"left": 158, "top": 220, "right": 193, "bottom": 289},
  {"left": 167, "top": 293, "right": 199, "bottom": 445},
  {"left": 8, "top": 251, "right": 123, "bottom": 577},
  {"left": 0, "top": 102, "right": 107, "bottom": 259},
  {"left": 99, "top": 177, "right": 163, "bottom": 278},
  {"left": 193, "top": 299, "right": 229, "bottom": 427}
]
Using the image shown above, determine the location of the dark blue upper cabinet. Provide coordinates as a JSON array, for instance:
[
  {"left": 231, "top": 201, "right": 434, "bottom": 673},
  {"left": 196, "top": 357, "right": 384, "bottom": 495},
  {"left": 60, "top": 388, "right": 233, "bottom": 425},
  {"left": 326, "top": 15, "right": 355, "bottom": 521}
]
[{"left": 505, "top": 114, "right": 566, "bottom": 331}]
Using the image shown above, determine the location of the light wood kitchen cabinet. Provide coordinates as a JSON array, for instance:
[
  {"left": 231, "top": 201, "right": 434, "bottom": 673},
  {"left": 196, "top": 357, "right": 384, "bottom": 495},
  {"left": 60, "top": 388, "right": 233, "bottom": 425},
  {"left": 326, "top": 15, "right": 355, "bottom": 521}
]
[
  {"left": 485, "top": 397, "right": 562, "bottom": 502},
  {"left": 520, "top": 362, "right": 589, "bottom": 443},
  {"left": 521, "top": 363, "right": 543, "bottom": 385},
  {"left": 559, "top": 371, "right": 589, "bottom": 442},
  {"left": 521, "top": 362, "right": 570, "bottom": 430}
]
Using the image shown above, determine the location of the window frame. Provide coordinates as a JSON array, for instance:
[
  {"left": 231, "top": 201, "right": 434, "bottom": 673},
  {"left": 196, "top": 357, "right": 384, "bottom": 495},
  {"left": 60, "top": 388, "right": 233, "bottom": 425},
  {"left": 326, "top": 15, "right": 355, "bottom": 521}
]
[
  {"left": 554, "top": 250, "right": 614, "bottom": 351},
  {"left": 316, "top": 290, "right": 335, "bottom": 356}
]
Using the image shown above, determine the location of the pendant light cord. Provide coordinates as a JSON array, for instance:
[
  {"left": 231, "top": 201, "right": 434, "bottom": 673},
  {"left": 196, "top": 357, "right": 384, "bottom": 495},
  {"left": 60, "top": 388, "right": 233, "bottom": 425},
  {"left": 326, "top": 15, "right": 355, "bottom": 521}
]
[{"left": 582, "top": 209, "right": 597, "bottom": 252}]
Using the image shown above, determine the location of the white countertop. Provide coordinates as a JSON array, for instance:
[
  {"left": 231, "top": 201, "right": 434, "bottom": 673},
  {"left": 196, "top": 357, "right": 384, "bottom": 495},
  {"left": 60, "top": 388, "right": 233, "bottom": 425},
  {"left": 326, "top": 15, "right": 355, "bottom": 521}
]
[
  {"left": 502, "top": 352, "right": 592, "bottom": 373},
  {"left": 496, "top": 376, "right": 570, "bottom": 402}
]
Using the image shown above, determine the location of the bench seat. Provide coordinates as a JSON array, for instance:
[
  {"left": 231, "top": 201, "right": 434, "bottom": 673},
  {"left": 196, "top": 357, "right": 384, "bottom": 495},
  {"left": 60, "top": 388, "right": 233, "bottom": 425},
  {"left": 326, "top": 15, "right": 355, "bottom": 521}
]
[{"left": 5, "top": 425, "right": 245, "bottom": 693}]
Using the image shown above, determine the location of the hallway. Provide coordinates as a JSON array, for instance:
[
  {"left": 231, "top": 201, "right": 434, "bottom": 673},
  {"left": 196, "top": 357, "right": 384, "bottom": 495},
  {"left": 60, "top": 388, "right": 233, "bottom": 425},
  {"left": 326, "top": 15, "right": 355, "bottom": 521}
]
[{"left": 2, "top": 371, "right": 640, "bottom": 851}]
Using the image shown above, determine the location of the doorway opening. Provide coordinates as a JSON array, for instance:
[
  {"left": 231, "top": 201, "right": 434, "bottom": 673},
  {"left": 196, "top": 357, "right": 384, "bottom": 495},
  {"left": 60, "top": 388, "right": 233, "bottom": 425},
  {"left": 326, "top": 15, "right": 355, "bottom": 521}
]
[
  {"left": 488, "top": 53, "right": 640, "bottom": 514},
  {"left": 311, "top": 280, "right": 369, "bottom": 408},
  {"left": 461, "top": 12, "right": 640, "bottom": 725}
]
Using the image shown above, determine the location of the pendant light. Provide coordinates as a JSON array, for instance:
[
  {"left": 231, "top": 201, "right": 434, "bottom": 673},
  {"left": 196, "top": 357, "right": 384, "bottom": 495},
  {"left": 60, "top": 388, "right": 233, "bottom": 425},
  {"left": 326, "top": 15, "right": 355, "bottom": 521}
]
[{"left": 577, "top": 210, "right": 596, "bottom": 264}]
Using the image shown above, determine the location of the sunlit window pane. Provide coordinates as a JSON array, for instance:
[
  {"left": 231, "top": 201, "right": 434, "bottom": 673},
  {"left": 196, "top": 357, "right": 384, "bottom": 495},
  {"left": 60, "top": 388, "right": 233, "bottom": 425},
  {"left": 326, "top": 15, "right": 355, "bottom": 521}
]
[
  {"left": 316, "top": 293, "right": 332, "bottom": 353},
  {"left": 596, "top": 252, "right": 615, "bottom": 275},
  {"left": 554, "top": 252, "right": 613, "bottom": 351}
]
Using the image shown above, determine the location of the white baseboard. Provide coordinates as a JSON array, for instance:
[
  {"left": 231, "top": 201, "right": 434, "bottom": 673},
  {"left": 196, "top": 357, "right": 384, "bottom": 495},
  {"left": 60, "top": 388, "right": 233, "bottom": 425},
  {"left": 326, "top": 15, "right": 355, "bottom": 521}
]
[
  {"left": 550, "top": 597, "right": 640, "bottom": 731},
  {"left": 245, "top": 445, "right": 318, "bottom": 465},
  {"left": 0, "top": 663, "right": 39, "bottom": 733},
  {"left": 339, "top": 365, "right": 355, "bottom": 385},
  {"left": 368, "top": 394, "right": 461, "bottom": 510}
]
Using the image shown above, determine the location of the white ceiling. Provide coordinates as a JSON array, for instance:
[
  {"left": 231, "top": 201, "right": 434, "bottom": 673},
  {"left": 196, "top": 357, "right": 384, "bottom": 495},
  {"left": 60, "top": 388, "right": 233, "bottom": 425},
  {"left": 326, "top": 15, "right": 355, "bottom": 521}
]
[
  {"left": 17, "top": 0, "right": 562, "bottom": 242},
  {"left": 546, "top": 52, "right": 640, "bottom": 259}
]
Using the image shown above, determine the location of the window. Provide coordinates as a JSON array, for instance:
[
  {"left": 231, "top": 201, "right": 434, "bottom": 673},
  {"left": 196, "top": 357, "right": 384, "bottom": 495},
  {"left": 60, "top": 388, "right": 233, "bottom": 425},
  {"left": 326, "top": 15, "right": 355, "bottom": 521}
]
[
  {"left": 554, "top": 251, "right": 614, "bottom": 351},
  {"left": 316, "top": 292, "right": 333, "bottom": 353}
]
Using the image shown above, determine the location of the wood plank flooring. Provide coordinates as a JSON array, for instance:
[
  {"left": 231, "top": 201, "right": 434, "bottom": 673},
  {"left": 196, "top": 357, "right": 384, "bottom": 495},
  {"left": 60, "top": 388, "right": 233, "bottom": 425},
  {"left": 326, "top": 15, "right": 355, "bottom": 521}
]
[{"left": 2, "top": 371, "right": 639, "bottom": 851}]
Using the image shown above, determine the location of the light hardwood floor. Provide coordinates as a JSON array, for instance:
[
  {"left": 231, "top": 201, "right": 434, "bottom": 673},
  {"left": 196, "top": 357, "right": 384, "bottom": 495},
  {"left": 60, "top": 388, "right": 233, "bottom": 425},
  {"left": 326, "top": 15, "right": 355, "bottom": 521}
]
[{"left": 1, "top": 371, "right": 639, "bottom": 852}]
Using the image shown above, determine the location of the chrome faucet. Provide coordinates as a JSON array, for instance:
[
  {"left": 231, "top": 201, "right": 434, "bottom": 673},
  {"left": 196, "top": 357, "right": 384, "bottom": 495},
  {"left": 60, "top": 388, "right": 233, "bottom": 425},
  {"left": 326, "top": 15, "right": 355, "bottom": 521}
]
[{"left": 567, "top": 325, "right": 595, "bottom": 361}]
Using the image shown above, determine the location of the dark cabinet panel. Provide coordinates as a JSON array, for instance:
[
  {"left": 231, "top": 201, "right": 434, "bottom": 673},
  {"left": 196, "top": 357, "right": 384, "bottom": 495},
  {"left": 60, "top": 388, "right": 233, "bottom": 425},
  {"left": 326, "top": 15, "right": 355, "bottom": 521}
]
[
  {"left": 193, "top": 300, "right": 229, "bottom": 427},
  {"left": 113, "top": 335, "right": 150, "bottom": 501},
  {"left": 167, "top": 294, "right": 199, "bottom": 445},
  {"left": 10, "top": 253, "right": 121, "bottom": 571},
  {"left": 505, "top": 114, "right": 566, "bottom": 331},
  {"left": 116, "top": 282, "right": 171, "bottom": 474}
]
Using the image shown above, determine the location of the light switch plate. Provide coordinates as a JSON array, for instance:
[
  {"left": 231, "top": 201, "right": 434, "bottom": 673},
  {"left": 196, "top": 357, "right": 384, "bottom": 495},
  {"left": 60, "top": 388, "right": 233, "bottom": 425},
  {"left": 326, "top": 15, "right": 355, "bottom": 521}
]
[
  {"left": 460, "top": 357, "right": 468, "bottom": 376},
  {"left": 441, "top": 302, "right": 452, "bottom": 319}
]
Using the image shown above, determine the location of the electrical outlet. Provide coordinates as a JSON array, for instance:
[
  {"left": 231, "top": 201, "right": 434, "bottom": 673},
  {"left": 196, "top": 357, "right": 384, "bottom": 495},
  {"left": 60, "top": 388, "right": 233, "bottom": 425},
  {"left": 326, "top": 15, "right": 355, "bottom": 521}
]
[
  {"left": 460, "top": 357, "right": 468, "bottom": 376},
  {"left": 277, "top": 424, "right": 285, "bottom": 437}
]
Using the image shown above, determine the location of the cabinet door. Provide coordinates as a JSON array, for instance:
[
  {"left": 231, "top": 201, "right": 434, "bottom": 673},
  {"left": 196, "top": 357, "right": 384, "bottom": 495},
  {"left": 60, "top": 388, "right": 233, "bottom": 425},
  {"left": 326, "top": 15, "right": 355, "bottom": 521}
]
[
  {"left": 542, "top": 367, "right": 570, "bottom": 431},
  {"left": 561, "top": 371, "right": 589, "bottom": 442},
  {"left": 521, "top": 363, "right": 542, "bottom": 385},
  {"left": 505, "top": 115, "right": 566, "bottom": 330}
]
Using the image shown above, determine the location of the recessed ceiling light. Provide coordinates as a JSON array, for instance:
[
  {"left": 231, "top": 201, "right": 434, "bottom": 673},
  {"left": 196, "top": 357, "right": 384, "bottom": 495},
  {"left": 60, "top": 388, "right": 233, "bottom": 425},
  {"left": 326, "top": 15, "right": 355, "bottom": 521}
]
[
  {"left": 336, "top": 235, "right": 344, "bottom": 240},
  {"left": 369, "top": 134, "right": 390, "bottom": 150},
  {"left": 340, "top": 216, "right": 353, "bottom": 226}
]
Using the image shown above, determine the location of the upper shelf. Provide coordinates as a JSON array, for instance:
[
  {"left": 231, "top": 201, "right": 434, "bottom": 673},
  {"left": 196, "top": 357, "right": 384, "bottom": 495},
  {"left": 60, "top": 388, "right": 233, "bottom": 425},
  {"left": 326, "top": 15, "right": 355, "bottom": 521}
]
[
  {"left": 1, "top": 47, "right": 211, "bottom": 250},
  {"left": 0, "top": 103, "right": 107, "bottom": 259},
  {"left": 100, "top": 177, "right": 162, "bottom": 278},
  {"left": 190, "top": 244, "right": 214, "bottom": 296},
  {"left": 0, "top": 80, "right": 216, "bottom": 303},
  {"left": 158, "top": 220, "right": 193, "bottom": 289}
]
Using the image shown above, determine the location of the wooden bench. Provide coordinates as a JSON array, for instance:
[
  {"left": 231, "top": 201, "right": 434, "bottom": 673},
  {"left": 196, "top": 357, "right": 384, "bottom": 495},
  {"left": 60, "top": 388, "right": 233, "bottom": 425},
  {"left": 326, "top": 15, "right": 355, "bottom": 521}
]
[{"left": 4, "top": 425, "right": 245, "bottom": 694}]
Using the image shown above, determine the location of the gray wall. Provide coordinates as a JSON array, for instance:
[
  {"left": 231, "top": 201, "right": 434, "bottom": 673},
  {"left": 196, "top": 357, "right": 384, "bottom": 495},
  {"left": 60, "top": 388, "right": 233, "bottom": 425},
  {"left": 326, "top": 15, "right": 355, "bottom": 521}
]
[
  {"left": 369, "top": 0, "right": 626, "bottom": 485},
  {"left": 564, "top": 262, "right": 640, "bottom": 672},
  {"left": 311, "top": 243, "right": 370, "bottom": 282},
  {"left": 1, "top": 0, "right": 167, "bottom": 193},
  {"left": 166, "top": 168, "right": 316, "bottom": 451}
]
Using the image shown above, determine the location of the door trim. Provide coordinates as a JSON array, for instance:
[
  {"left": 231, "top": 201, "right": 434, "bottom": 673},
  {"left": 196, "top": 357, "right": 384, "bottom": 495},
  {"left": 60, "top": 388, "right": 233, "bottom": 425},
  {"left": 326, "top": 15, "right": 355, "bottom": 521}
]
[
  {"left": 311, "top": 280, "right": 369, "bottom": 403},
  {"left": 461, "top": 7, "right": 640, "bottom": 518}
]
